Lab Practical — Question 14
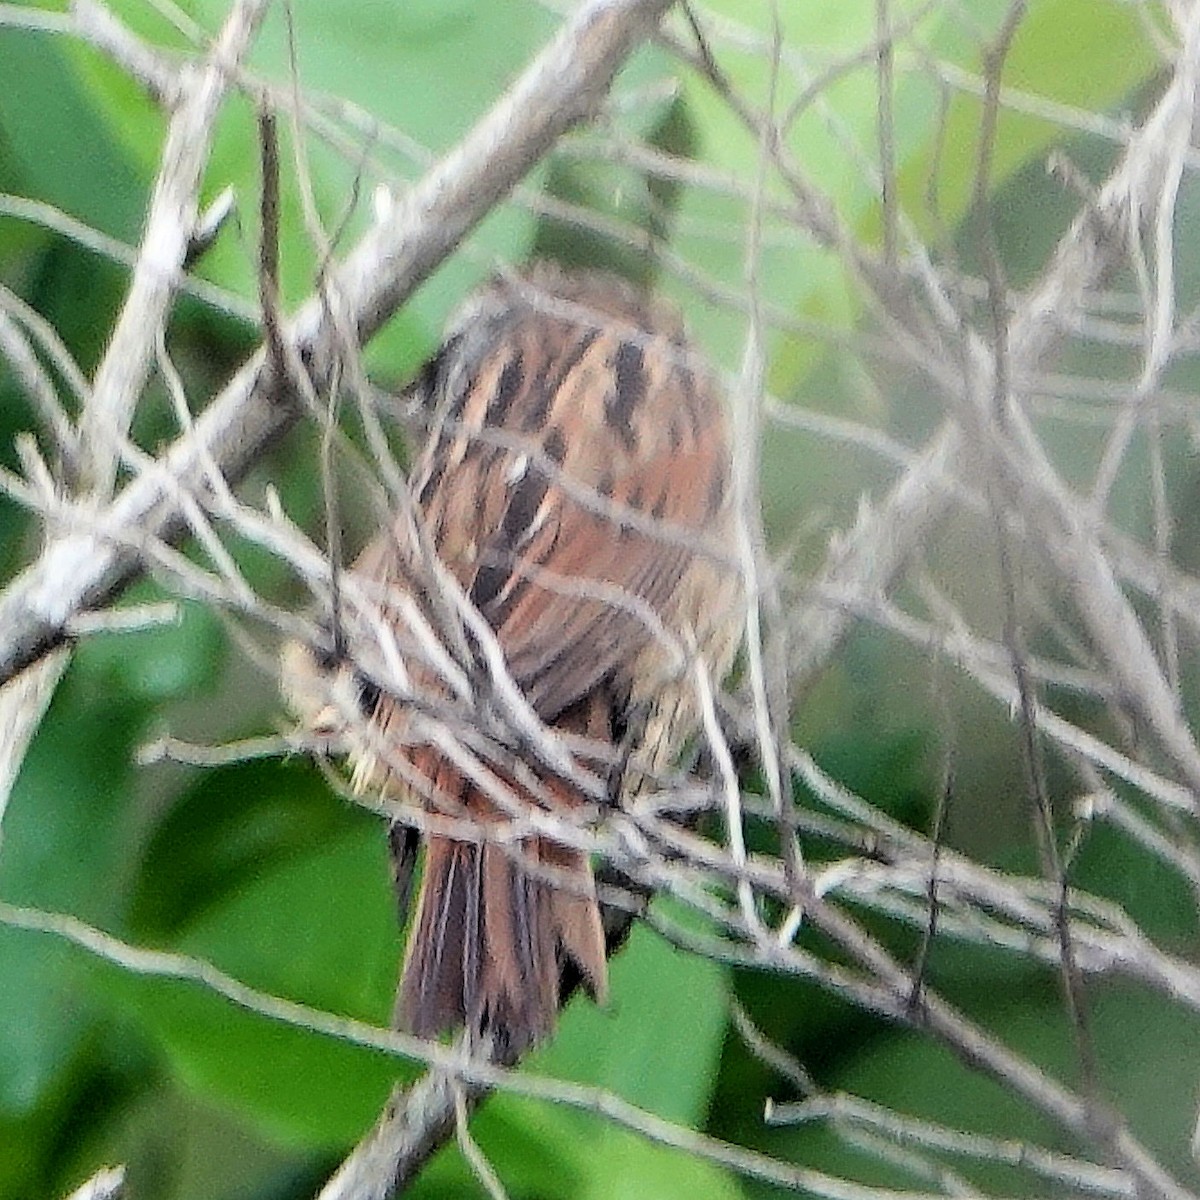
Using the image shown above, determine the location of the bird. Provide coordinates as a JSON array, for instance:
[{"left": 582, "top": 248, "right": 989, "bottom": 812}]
[{"left": 283, "top": 264, "right": 741, "bottom": 1052}]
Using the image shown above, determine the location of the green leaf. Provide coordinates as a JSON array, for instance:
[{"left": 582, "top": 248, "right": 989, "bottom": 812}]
[
  {"left": 533, "top": 920, "right": 729, "bottom": 1127},
  {"left": 173, "top": 817, "right": 398, "bottom": 1022},
  {"left": 0, "top": 668, "right": 147, "bottom": 1115},
  {"left": 73, "top": 592, "right": 226, "bottom": 705},
  {"left": 908, "top": 0, "right": 1154, "bottom": 234},
  {"left": 0, "top": 27, "right": 145, "bottom": 241},
  {"left": 412, "top": 920, "right": 735, "bottom": 1197},
  {"left": 114, "top": 737, "right": 729, "bottom": 1152},
  {"left": 670, "top": 0, "right": 1155, "bottom": 386},
  {"left": 821, "top": 983, "right": 1200, "bottom": 1191},
  {"left": 129, "top": 758, "right": 352, "bottom": 940},
  {"left": 104, "top": 767, "right": 408, "bottom": 1147},
  {"left": 101, "top": 967, "right": 402, "bottom": 1151},
  {"left": 735, "top": 977, "right": 1200, "bottom": 1194},
  {"left": 0, "top": 931, "right": 82, "bottom": 1117},
  {"left": 1071, "top": 816, "right": 1200, "bottom": 944},
  {"left": 65, "top": 0, "right": 560, "bottom": 377},
  {"left": 418, "top": 1095, "right": 745, "bottom": 1200}
]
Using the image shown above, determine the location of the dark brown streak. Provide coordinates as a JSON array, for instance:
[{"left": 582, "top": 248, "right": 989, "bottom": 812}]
[
  {"left": 503, "top": 467, "right": 553, "bottom": 549},
  {"left": 469, "top": 562, "right": 509, "bottom": 613},
  {"left": 462, "top": 845, "right": 482, "bottom": 1006},
  {"left": 417, "top": 456, "right": 448, "bottom": 508},
  {"left": 355, "top": 672, "right": 384, "bottom": 718},
  {"left": 422, "top": 332, "right": 467, "bottom": 415},
  {"left": 679, "top": 366, "right": 704, "bottom": 442},
  {"left": 667, "top": 414, "right": 685, "bottom": 454},
  {"left": 520, "top": 329, "right": 600, "bottom": 431},
  {"left": 542, "top": 426, "right": 567, "bottom": 465},
  {"left": 412, "top": 412, "right": 733, "bottom": 562},
  {"left": 489, "top": 352, "right": 527, "bottom": 426},
  {"left": 605, "top": 340, "right": 645, "bottom": 452},
  {"left": 479, "top": 532, "right": 556, "bottom": 633},
  {"left": 470, "top": 466, "right": 553, "bottom": 611},
  {"left": 521, "top": 375, "right": 557, "bottom": 433}
]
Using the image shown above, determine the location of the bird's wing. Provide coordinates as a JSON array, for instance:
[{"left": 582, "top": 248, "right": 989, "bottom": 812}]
[{"left": 412, "top": 307, "right": 730, "bottom": 722}]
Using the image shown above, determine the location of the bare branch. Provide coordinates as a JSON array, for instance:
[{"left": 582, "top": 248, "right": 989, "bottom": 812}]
[
  {"left": 1, "top": 899, "right": 1011, "bottom": 1200},
  {"left": 72, "top": 0, "right": 180, "bottom": 104},
  {"left": 787, "top": 2, "right": 1200, "bottom": 693},
  {"left": 73, "top": 0, "right": 270, "bottom": 497},
  {"left": 8, "top": 3, "right": 1200, "bottom": 1197},
  {"left": 0, "top": 310, "right": 79, "bottom": 471},
  {"left": 62, "top": 1166, "right": 126, "bottom": 1200},
  {"left": 0, "top": 0, "right": 676, "bottom": 686}
]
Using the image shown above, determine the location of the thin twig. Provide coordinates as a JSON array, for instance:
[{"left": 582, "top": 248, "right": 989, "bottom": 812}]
[{"left": 74, "top": 0, "right": 271, "bottom": 497}]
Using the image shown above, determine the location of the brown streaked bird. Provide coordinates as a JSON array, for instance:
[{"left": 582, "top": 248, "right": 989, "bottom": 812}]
[{"left": 284, "top": 264, "right": 741, "bottom": 1051}]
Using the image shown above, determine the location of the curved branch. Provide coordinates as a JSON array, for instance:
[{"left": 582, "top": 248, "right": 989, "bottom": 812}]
[{"left": 0, "top": 0, "right": 676, "bottom": 686}]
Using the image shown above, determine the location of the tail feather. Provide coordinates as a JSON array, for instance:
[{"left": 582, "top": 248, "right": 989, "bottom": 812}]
[
  {"left": 396, "top": 695, "right": 612, "bottom": 1048},
  {"left": 479, "top": 837, "right": 557, "bottom": 1040},
  {"left": 539, "top": 837, "right": 608, "bottom": 1005},
  {"left": 397, "top": 823, "right": 607, "bottom": 1049},
  {"left": 397, "top": 836, "right": 472, "bottom": 1037}
]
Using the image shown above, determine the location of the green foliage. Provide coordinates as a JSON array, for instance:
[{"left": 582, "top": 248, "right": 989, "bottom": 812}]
[
  {"left": 128, "top": 758, "right": 353, "bottom": 940},
  {"left": 98, "top": 966, "right": 402, "bottom": 1151},
  {"left": 0, "top": 0, "right": 1181, "bottom": 1197},
  {"left": 748, "top": 982, "right": 1200, "bottom": 1195},
  {"left": 75, "top": 595, "right": 227, "bottom": 704},
  {"left": 418, "top": 1096, "right": 745, "bottom": 1200},
  {"left": 0, "top": 669, "right": 148, "bottom": 1118},
  {"left": 92, "top": 754, "right": 403, "bottom": 1147},
  {"left": 673, "top": 0, "right": 1153, "bottom": 385},
  {"left": 65, "top": 0, "right": 562, "bottom": 381},
  {"left": 413, "top": 924, "right": 735, "bottom": 1197},
  {"left": 534, "top": 920, "right": 729, "bottom": 1126},
  {"left": 0, "top": 31, "right": 144, "bottom": 243}
]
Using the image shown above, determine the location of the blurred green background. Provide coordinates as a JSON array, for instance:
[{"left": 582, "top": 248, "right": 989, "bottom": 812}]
[{"left": 2, "top": 1, "right": 1198, "bottom": 1197}]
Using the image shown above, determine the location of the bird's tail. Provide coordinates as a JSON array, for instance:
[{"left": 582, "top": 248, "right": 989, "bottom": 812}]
[{"left": 396, "top": 805, "right": 607, "bottom": 1051}]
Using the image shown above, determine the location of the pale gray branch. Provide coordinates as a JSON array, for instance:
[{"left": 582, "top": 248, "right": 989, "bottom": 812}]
[
  {"left": 72, "top": 0, "right": 180, "bottom": 103},
  {"left": 62, "top": 1166, "right": 126, "bottom": 1200},
  {"left": 0, "top": 0, "right": 676, "bottom": 686},
  {"left": 787, "top": 2, "right": 1200, "bottom": 694},
  {"left": 73, "top": 0, "right": 270, "bottom": 497}
]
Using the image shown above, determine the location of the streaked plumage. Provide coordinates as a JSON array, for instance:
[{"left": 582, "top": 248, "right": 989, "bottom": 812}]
[{"left": 285, "top": 265, "right": 741, "bottom": 1050}]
